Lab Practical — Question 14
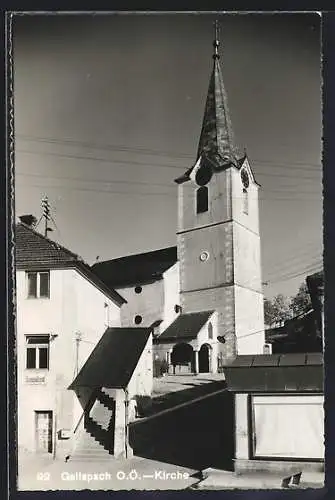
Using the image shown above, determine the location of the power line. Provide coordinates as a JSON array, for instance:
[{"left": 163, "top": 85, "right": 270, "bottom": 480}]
[
  {"left": 266, "top": 263, "right": 323, "bottom": 284},
  {"left": 16, "top": 149, "right": 322, "bottom": 179},
  {"left": 16, "top": 171, "right": 176, "bottom": 189},
  {"left": 265, "top": 257, "right": 323, "bottom": 279},
  {"left": 16, "top": 149, "right": 183, "bottom": 170},
  {"left": 16, "top": 171, "right": 321, "bottom": 195},
  {"left": 16, "top": 134, "right": 322, "bottom": 169},
  {"left": 264, "top": 253, "right": 323, "bottom": 277},
  {"left": 15, "top": 182, "right": 321, "bottom": 202}
]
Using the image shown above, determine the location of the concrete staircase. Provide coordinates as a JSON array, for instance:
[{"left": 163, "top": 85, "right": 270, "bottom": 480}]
[{"left": 70, "top": 388, "right": 115, "bottom": 462}]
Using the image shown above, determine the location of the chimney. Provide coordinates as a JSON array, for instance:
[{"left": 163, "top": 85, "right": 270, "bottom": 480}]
[{"left": 19, "top": 215, "right": 37, "bottom": 227}]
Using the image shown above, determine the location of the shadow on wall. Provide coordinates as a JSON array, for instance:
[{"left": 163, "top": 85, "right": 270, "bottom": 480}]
[{"left": 129, "top": 389, "right": 234, "bottom": 472}]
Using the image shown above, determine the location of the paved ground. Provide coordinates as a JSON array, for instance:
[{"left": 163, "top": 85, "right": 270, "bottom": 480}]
[
  {"left": 192, "top": 468, "right": 325, "bottom": 490},
  {"left": 17, "top": 452, "right": 198, "bottom": 491},
  {"left": 17, "top": 374, "right": 324, "bottom": 492},
  {"left": 152, "top": 373, "right": 226, "bottom": 397}
]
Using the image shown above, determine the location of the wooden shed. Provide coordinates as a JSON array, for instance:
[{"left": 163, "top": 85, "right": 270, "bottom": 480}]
[{"left": 224, "top": 353, "right": 324, "bottom": 474}]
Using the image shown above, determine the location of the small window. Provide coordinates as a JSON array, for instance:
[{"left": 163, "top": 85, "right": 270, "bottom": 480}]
[
  {"left": 208, "top": 322, "right": 213, "bottom": 340},
  {"left": 243, "top": 188, "right": 248, "bottom": 215},
  {"left": 134, "top": 315, "right": 143, "bottom": 325},
  {"left": 27, "top": 271, "right": 50, "bottom": 299},
  {"left": 196, "top": 186, "right": 208, "bottom": 214},
  {"left": 135, "top": 286, "right": 142, "bottom": 294},
  {"left": 26, "top": 335, "right": 50, "bottom": 369}
]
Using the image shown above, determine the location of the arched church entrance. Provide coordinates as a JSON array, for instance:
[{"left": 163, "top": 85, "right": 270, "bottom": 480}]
[
  {"left": 171, "top": 343, "right": 194, "bottom": 374},
  {"left": 199, "top": 343, "right": 211, "bottom": 373}
]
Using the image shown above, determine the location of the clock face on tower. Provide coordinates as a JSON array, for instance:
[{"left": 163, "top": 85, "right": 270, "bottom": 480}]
[
  {"left": 241, "top": 168, "right": 249, "bottom": 188},
  {"left": 195, "top": 157, "right": 213, "bottom": 186}
]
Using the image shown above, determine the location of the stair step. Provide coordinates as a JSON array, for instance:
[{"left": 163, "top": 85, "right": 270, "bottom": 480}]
[{"left": 70, "top": 455, "right": 113, "bottom": 462}]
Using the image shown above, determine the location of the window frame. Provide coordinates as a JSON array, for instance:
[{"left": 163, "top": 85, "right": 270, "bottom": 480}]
[
  {"left": 25, "top": 334, "right": 50, "bottom": 370},
  {"left": 26, "top": 271, "right": 50, "bottom": 299},
  {"left": 196, "top": 185, "right": 209, "bottom": 214}
]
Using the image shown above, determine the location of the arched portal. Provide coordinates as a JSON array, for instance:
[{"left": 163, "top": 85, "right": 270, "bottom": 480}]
[
  {"left": 199, "top": 343, "right": 211, "bottom": 373},
  {"left": 171, "top": 343, "right": 194, "bottom": 374}
]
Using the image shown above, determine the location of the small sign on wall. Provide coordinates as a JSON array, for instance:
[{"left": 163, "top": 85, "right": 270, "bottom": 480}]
[
  {"left": 58, "top": 429, "right": 71, "bottom": 440},
  {"left": 25, "top": 374, "right": 46, "bottom": 384}
]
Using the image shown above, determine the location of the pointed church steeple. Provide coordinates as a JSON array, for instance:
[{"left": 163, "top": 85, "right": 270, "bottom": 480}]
[
  {"left": 175, "top": 22, "right": 240, "bottom": 184},
  {"left": 197, "top": 21, "right": 239, "bottom": 168}
]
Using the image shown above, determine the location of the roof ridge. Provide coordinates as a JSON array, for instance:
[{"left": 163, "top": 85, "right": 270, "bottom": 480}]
[
  {"left": 16, "top": 221, "right": 84, "bottom": 262},
  {"left": 93, "top": 245, "right": 177, "bottom": 266}
]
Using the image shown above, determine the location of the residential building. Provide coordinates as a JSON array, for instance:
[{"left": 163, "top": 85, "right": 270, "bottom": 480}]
[{"left": 16, "top": 220, "right": 125, "bottom": 458}]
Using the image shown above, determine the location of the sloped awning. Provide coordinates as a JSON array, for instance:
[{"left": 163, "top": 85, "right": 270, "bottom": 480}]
[
  {"left": 155, "top": 311, "right": 214, "bottom": 342},
  {"left": 224, "top": 353, "right": 323, "bottom": 393},
  {"left": 68, "top": 327, "right": 151, "bottom": 390}
]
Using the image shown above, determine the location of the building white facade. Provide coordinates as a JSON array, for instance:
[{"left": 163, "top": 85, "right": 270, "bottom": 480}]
[{"left": 16, "top": 222, "right": 124, "bottom": 457}]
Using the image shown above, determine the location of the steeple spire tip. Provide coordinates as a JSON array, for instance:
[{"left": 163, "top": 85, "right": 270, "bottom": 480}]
[{"left": 213, "top": 20, "right": 220, "bottom": 60}]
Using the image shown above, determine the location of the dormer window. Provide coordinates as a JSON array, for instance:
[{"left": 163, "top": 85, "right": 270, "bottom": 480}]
[
  {"left": 196, "top": 186, "right": 208, "bottom": 214},
  {"left": 27, "top": 271, "right": 50, "bottom": 299}
]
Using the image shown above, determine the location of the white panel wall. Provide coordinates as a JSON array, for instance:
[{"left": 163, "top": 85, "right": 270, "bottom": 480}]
[
  {"left": 252, "top": 395, "right": 324, "bottom": 459},
  {"left": 127, "top": 334, "right": 153, "bottom": 398},
  {"left": 234, "top": 285, "right": 265, "bottom": 355}
]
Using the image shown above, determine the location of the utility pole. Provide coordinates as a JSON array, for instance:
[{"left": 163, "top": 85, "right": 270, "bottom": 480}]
[
  {"left": 75, "top": 332, "right": 82, "bottom": 377},
  {"left": 41, "top": 196, "right": 51, "bottom": 237}
]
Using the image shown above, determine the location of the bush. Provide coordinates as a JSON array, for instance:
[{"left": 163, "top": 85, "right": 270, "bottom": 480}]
[
  {"left": 135, "top": 395, "right": 153, "bottom": 417},
  {"left": 153, "top": 358, "right": 169, "bottom": 377}
]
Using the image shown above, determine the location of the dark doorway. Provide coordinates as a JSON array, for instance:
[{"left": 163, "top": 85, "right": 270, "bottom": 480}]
[
  {"left": 171, "top": 343, "right": 194, "bottom": 374},
  {"left": 35, "top": 411, "right": 53, "bottom": 454},
  {"left": 199, "top": 344, "right": 210, "bottom": 373}
]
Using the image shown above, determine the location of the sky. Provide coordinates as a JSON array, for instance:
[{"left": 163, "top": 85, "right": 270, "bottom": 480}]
[{"left": 13, "top": 12, "right": 322, "bottom": 300}]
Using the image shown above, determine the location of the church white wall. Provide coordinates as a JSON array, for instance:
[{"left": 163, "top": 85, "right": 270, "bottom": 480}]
[
  {"left": 160, "top": 262, "right": 180, "bottom": 332},
  {"left": 178, "top": 169, "right": 232, "bottom": 233},
  {"left": 179, "top": 222, "right": 234, "bottom": 295},
  {"left": 116, "top": 280, "right": 164, "bottom": 327},
  {"left": 233, "top": 223, "right": 262, "bottom": 293},
  {"left": 234, "top": 285, "right": 265, "bottom": 355},
  {"left": 231, "top": 161, "right": 260, "bottom": 235}
]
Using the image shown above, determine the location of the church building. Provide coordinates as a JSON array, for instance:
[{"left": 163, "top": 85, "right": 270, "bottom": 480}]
[{"left": 92, "top": 29, "right": 265, "bottom": 372}]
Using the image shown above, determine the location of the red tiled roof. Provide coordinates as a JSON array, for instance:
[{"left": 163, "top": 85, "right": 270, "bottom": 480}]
[
  {"left": 15, "top": 222, "right": 126, "bottom": 305},
  {"left": 16, "top": 222, "right": 82, "bottom": 268}
]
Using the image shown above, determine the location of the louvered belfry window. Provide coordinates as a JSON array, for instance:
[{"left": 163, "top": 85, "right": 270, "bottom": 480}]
[{"left": 196, "top": 186, "right": 208, "bottom": 214}]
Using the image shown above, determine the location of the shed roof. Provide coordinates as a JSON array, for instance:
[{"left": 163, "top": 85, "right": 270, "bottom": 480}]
[
  {"left": 91, "top": 246, "right": 177, "bottom": 289},
  {"left": 224, "top": 353, "right": 323, "bottom": 393},
  {"left": 68, "top": 327, "right": 152, "bottom": 390},
  {"left": 156, "top": 311, "right": 214, "bottom": 342}
]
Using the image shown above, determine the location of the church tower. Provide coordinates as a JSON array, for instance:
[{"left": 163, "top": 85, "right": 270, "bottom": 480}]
[{"left": 175, "top": 24, "right": 265, "bottom": 364}]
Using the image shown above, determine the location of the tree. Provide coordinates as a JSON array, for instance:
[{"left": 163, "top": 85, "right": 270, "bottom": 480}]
[
  {"left": 264, "top": 294, "right": 291, "bottom": 327},
  {"left": 264, "top": 298, "right": 277, "bottom": 327},
  {"left": 290, "top": 282, "right": 312, "bottom": 316},
  {"left": 272, "top": 294, "right": 291, "bottom": 323}
]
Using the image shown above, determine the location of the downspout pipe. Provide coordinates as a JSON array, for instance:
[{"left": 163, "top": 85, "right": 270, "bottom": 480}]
[{"left": 124, "top": 388, "right": 129, "bottom": 459}]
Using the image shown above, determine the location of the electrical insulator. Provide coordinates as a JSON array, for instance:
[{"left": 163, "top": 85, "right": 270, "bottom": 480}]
[{"left": 41, "top": 197, "right": 51, "bottom": 220}]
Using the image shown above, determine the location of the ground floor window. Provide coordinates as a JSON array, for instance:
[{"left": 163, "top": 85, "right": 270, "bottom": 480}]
[
  {"left": 252, "top": 394, "right": 324, "bottom": 460},
  {"left": 35, "top": 410, "right": 53, "bottom": 454}
]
